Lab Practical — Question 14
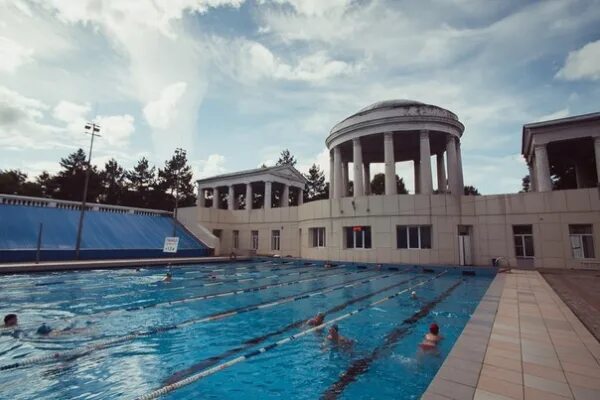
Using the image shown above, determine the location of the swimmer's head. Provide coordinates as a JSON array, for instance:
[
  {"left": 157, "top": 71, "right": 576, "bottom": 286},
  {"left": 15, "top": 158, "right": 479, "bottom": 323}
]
[
  {"left": 37, "top": 323, "right": 53, "bottom": 336},
  {"left": 429, "top": 323, "right": 439, "bottom": 335},
  {"left": 3, "top": 314, "right": 17, "bottom": 327},
  {"left": 411, "top": 291, "right": 417, "bottom": 298}
]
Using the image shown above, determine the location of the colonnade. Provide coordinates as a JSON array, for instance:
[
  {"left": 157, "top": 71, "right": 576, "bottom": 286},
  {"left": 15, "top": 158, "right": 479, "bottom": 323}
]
[
  {"left": 531, "top": 137, "right": 600, "bottom": 192},
  {"left": 198, "top": 181, "right": 304, "bottom": 210},
  {"left": 329, "top": 130, "right": 464, "bottom": 198}
]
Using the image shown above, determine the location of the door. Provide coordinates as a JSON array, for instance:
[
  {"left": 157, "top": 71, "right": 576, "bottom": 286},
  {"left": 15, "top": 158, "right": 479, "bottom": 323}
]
[{"left": 457, "top": 225, "right": 473, "bottom": 266}]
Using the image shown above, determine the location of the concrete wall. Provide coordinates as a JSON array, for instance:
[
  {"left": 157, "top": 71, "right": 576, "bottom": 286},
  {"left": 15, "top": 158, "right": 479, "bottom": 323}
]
[{"left": 179, "top": 188, "right": 600, "bottom": 269}]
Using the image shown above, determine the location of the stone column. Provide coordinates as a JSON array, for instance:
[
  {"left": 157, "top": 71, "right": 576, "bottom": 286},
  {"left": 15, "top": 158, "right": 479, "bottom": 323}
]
[
  {"left": 363, "top": 162, "right": 371, "bottom": 195},
  {"left": 353, "top": 138, "right": 364, "bottom": 196},
  {"left": 436, "top": 153, "right": 446, "bottom": 193},
  {"left": 228, "top": 185, "right": 235, "bottom": 210},
  {"left": 212, "top": 187, "right": 219, "bottom": 209},
  {"left": 197, "top": 187, "right": 205, "bottom": 207},
  {"left": 446, "top": 136, "right": 460, "bottom": 195},
  {"left": 342, "top": 162, "right": 349, "bottom": 196},
  {"left": 280, "top": 184, "right": 289, "bottom": 207},
  {"left": 333, "top": 146, "right": 343, "bottom": 199},
  {"left": 528, "top": 164, "right": 536, "bottom": 192},
  {"left": 384, "top": 132, "right": 396, "bottom": 195},
  {"left": 246, "top": 183, "right": 253, "bottom": 210},
  {"left": 329, "top": 150, "right": 335, "bottom": 199},
  {"left": 298, "top": 187, "right": 304, "bottom": 205},
  {"left": 534, "top": 144, "right": 552, "bottom": 192},
  {"left": 264, "top": 181, "right": 272, "bottom": 209},
  {"left": 414, "top": 160, "right": 421, "bottom": 194},
  {"left": 456, "top": 139, "right": 464, "bottom": 192},
  {"left": 419, "top": 130, "right": 433, "bottom": 194},
  {"left": 595, "top": 137, "right": 600, "bottom": 186}
]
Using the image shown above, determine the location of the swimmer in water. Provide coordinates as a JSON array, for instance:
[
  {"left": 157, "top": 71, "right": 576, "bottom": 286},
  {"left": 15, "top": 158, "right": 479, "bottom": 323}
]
[
  {"left": 3, "top": 314, "right": 18, "bottom": 328},
  {"left": 411, "top": 291, "right": 418, "bottom": 300},
  {"left": 36, "top": 322, "right": 92, "bottom": 337},
  {"left": 420, "top": 323, "right": 442, "bottom": 351},
  {"left": 325, "top": 324, "right": 354, "bottom": 349},
  {"left": 306, "top": 312, "right": 325, "bottom": 327},
  {"left": 163, "top": 272, "right": 173, "bottom": 282}
]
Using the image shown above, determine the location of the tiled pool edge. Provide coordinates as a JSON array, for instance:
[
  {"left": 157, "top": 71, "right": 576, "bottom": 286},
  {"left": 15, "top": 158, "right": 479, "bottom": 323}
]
[
  {"left": 421, "top": 271, "right": 506, "bottom": 400},
  {"left": 422, "top": 270, "right": 600, "bottom": 400}
]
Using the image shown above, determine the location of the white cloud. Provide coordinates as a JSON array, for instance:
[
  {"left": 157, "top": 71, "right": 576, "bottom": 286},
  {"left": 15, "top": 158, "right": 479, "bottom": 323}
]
[
  {"left": 143, "top": 82, "right": 188, "bottom": 129},
  {"left": 535, "top": 108, "right": 570, "bottom": 122},
  {"left": 556, "top": 40, "right": 600, "bottom": 81},
  {"left": 95, "top": 114, "right": 135, "bottom": 147},
  {"left": 194, "top": 153, "right": 227, "bottom": 178},
  {"left": 229, "top": 40, "right": 358, "bottom": 83},
  {"left": 259, "top": 0, "right": 353, "bottom": 16},
  {"left": 0, "top": 36, "right": 33, "bottom": 73}
]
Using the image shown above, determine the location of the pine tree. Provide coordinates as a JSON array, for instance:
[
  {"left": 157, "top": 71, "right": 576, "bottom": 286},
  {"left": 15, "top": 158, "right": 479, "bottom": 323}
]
[
  {"left": 303, "top": 163, "right": 326, "bottom": 202},
  {"left": 463, "top": 185, "right": 481, "bottom": 196},
  {"left": 101, "top": 159, "right": 126, "bottom": 205},
  {"left": 276, "top": 149, "right": 297, "bottom": 167},
  {"left": 53, "top": 149, "right": 102, "bottom": 202},
  {"left": 126, "top": 157, "right": 156, "bottom": 208},
  {"left": 370, "top": 173, "right": 408, "bottom": 195},
  {"left": 520, "top": 175, "right": 530, "bottom": 193},
  {"left": 158, "top": 148, "right": 196, "bottom": 210}
]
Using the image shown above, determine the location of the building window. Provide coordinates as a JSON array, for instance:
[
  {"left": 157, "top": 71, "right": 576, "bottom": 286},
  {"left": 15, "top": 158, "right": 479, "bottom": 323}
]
[
  {"left": 513, "top": 225, "right": 534, "bottom": 257},
  {"left": 212, "top": 229, "right": 222, "bottom": 239},
  {"left": 233, "top": 230, "right": 239, "bottom": 249},
  {"left": 344, "top": 226, "right": 372, "bottom": 249},
  {"left": 569, "top": 225, "right": 595, "bottom": 259},
  {"left": 397, "top": 226, "right": 432, "bottom": 249},
  {"left": 310, "top": 227, "right": 326, "bottom": 248},
  {"left": 251, "top": 230, "right": 259, "bottom": 250},
  {"left": 271, "top": 230, "right": 280, "bottom": 251}
]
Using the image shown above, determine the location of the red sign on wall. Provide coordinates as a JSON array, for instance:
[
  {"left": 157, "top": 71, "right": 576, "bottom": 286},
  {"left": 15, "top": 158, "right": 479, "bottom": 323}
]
[{"left": 352, "top": 226, "right": 362, "bottom": 232}]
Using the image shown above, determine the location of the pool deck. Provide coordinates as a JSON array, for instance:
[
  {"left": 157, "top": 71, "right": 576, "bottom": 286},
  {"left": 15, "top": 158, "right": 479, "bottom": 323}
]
[
  {"left": 0, "top": 256, "right": 251, "bottom": 274},
  {"left": 422, "top": 270, "right": 600, "bottom": 400}
]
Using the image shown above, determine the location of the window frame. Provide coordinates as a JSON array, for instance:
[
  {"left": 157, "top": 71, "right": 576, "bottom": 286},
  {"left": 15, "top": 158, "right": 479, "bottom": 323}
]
[
  {"left": 271, "top": 229, "right": 280, "bottom": 251},
  {"left": 512, "top": 225, "right": 534, "bottom": 258},
  {"left": 569, "top": 224, "right": 595, "bottom": 259},
  {"left": 232, "top": 230, "right": 239, "bottom": 249},
  {"left": 310, "top": 227, "right": 326, "bottom": 248},
  {"left": 251, "top": 230, "right": 259, "bottom": 250},
  {"left": 396, "top": 225, "right": 432, "bottom": 249},
  {"left": 344, "top": 226, "right": 372, "bottom": 249}
]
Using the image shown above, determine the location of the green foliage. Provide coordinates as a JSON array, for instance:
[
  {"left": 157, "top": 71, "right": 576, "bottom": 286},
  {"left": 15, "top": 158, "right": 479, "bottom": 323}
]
[
  {"left": 0, "top": 148, "right": 197, "bottom": 211},
  {"left": 369, "top": 173, "right": 408, "bottom": 195},
  {"left": 276, "top": 149, "right": 297, "bottom": 167},
  {"left": 303, "top": 163, "right": 327, "bottom": 202},
  {"left": 463, "top": 185, "right": 481, "bottom": 195}
]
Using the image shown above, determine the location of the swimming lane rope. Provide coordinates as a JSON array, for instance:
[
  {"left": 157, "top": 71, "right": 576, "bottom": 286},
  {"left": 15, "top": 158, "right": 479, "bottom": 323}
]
[
  {"left": 133, "top": 270, "right": 448, "bottom": 400},
  {"left": 0, "top": 269, "right": 391, "bottom": 371}
]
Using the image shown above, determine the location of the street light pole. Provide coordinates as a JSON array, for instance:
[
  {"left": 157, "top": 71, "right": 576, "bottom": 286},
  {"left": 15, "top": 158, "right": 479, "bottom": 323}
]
[
  {"left": 75, "top": 122, "right": 101, "bottom": 260},
  {"left": 172, "top": 166, "right": 179, "bottom": 237}
]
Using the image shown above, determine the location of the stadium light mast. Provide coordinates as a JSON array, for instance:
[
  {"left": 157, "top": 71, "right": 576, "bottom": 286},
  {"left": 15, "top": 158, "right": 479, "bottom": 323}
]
[
  {"left": 75, "top": 122, "right": 101, "bottom": 260},
  {"left": 172, "top": 162, "right": 180, "bottom": 237}
]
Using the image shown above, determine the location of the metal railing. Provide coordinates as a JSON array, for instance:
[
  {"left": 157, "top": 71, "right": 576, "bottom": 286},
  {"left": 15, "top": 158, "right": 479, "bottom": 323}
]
[{"left": 0, "top": 194, "right": 172, "bottom": 217}]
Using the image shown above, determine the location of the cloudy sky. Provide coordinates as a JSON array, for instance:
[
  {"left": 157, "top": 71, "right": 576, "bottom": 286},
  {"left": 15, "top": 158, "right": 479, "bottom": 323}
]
[{"left": 1, "top": 0, "right": 599, "bottom": 194}]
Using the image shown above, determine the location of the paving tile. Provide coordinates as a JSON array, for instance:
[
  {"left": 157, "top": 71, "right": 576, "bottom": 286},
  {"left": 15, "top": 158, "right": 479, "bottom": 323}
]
[
  {"left": 477, "top": 374, "right": 523, "bottom": 400},
  {"left": 480, "top": 364, "right": 522, "bottom": 385},
  {"left": 429, "top": 377, "right": 476, "bottom": 400},
  {"left": 521, "top": 352, "right": 561, "bottom": 369},
  {"left": 565, "top": 371, "right": 600, "bottom": 390},
  {"left": 484, "top": 353, "right": 522, "bottom": 372},
  {"left": 437, "top": 364, "right": 480, "bottom": 387},
  {"left": 523, "top": 387, "right": 571, "bottom": 400},
  {"left": 444, "top": 356, "right": 483, "bottom": 374},
  {"left": 570, "top": 385, "right": 600, "bottom": 400},
  {"left": 474, "top": 389, "right": 514, "bottom": 400},
  {"left": 523, "top": 373, "right": 572, "bottom": 398},
  {"left": 560, "top": 361, "right": 600, "bottom": 379},
  {"left": 522, "top": 362, "right": 566, "bottom": 382},
  {"left": 486, "top": 347, "right": 521, "bottom": 361},
  {"left": 421, "top": 391, "right": 453, "bottom": 400}
]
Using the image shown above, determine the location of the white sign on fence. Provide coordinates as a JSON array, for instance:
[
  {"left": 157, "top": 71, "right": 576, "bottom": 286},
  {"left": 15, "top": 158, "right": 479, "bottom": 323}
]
[{"left": 163, "top": 237, "right": 179, "bottom": 253}]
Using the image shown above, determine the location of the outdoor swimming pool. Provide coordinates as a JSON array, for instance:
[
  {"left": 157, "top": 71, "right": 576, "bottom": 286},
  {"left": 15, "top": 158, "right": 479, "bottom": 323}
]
[{"left": 0, "top": 260, "right": 493, "bottom": 399}]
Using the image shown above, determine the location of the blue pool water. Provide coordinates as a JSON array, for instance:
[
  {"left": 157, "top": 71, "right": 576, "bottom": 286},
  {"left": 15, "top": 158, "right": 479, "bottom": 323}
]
[{"left": 0, "top": 261, "right": 493, "bottom": 399}]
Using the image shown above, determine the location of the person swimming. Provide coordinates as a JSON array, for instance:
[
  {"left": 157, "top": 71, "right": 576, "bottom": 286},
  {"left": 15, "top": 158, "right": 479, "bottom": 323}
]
[
  {"left": 420, "top": 323, "right": 442, "bottom": 350},
  {"left": 3, "top": 314, "right": 18, "bottom": 328},
  {"left": 411, "top": 291, "right": 418, "bottom": 300},
  {"left": 306, "top": 312, "right": 325, "bottom": 326},
  {"left": 163, "top": 272, "right": 173, "bottom": 282},
  {"left": 325, "top": 324, "right": 354, "bottom": 348}
]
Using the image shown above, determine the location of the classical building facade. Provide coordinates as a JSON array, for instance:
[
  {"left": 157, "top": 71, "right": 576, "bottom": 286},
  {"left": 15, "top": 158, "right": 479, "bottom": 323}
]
[{"left": 179, "top": 101, "right": 600, "bottom": 269}]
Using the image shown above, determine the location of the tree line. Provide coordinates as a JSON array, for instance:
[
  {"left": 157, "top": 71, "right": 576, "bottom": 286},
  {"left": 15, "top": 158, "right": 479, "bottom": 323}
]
[
  {"left": 1, "top": 147, "right": 480, "bottom": 211},
  {"left": 0, "top": 148, "right": 196, "bottom": 211}
]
